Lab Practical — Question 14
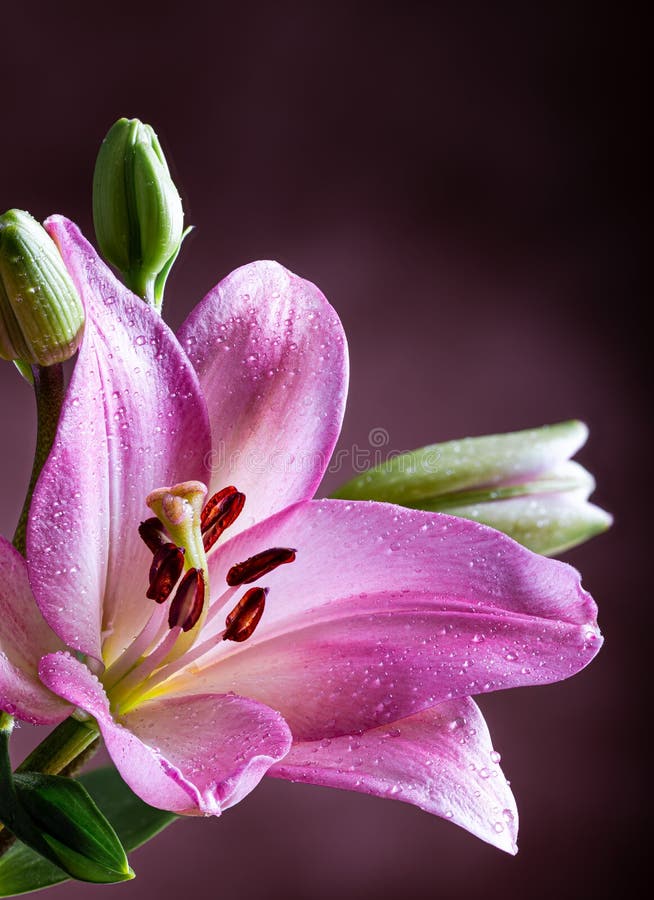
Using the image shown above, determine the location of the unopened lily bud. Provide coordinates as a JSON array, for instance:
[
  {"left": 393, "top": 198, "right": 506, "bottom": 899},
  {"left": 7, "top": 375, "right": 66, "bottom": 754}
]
[
  {"left": 12, "top": 772, "right": 134, "bottom": 884},
  {"left": 0, "top": 210, "right": 84, "bottom": 366},
  {"left": 333, "top": 421, "right": 612, "bottom": 556},
  {"left": 93, "top": 117, "right": 184, "bottom": 309}
]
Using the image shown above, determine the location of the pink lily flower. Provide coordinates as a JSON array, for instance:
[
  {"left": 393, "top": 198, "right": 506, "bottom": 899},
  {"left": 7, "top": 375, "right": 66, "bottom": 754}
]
[{"left": 1, "top": 217, "right": 602, "bottom": 854}]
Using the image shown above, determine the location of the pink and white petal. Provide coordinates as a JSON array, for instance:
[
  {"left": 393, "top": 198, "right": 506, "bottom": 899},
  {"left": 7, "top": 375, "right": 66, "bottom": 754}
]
[
  {"left": 206, "top": 501, "right": 600, "bottom": 636},
  {"left": 28, "top": 218, "right": 211, "bottom": 665},
  {"left": 177, "top": 261, "right": 348, "bottom": 534},
  {"left": 165, "top": 500, "right": 601, "bottom": 739},
  {"left": 0, "top": 537, "right": 70, "bottom": 724},
  {"left": 269, "top": 698, "right": 518, "bottom": 854},
  {"left": 38, "top": 652, "right": 292, "bottom": 816}
]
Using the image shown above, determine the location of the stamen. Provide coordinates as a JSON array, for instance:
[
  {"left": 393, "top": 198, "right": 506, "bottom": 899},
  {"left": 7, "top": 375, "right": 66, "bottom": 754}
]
[
  {"left": 111, "top": 626, "right": 183, "bottom": 713},
  {"left": 168, "top": 568, "right": 205, "bottom": 632},
  {"left": 204, "top": 584, "right": 239, "bottom": 628},
  {"left": 113, "top": 585, "right": 267, "bottom": 706},
  {"left": 138, "top": 517, "right": 168, "bottom": 553},
  {"left": 102, "top": 602, "right": 169, "bottom": 691},
  {"left": 223, "top": 587, "right": 268, "bottom": 642},
  {"left": 201, "top": 486, "right": 240, "bottom": 530},
  {"left": 226, "top": 547, "right": 296, "bottom": 586},
  {"left": 201, "top": 486, "right": 246, "bottom": 551},
  {"left": 146, "top": 543, "right": 185, "bottom": 603}
]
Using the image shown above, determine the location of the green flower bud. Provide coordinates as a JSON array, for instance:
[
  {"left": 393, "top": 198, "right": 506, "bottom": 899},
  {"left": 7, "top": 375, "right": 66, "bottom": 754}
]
[
  {"left": 0, "top": 716, "right": 133, "bottom": 886},
  {"left": 332, "top": 421, "right": 612, "bottom": 556},
  {"left": 0, "top": 210, "right": 85, "bottom": 366},
  {"left": 93, "top": 117, "right": 185, "bottom": 309},
  {"left": 12, "top": 773, "right": 134, "bottom": 884}
]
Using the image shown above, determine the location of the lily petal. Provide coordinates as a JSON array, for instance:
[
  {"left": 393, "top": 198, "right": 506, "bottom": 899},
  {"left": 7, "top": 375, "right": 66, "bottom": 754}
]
[
  {"left": 38, "top": 651, "right": 292, "bottom": 815},
  {"left": 0, "top": 536, "right": 70, "bottom": 724},
  {"left": 177, "top": 261, "right": 348, "bottom": 535},
  {"left": 269, "top": 698, "right": 518, "bottom": 854},
  {"left": 166, "top": 501, "right": 601, "bottom": 739},
  {"left": 28, "top": 217, "right": 211, "bottom": 665}
]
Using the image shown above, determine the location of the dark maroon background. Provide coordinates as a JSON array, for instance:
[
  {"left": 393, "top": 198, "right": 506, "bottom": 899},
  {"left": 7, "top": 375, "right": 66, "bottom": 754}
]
[{"left": 0, "top": 3, "right": 646, "bottom": 898}]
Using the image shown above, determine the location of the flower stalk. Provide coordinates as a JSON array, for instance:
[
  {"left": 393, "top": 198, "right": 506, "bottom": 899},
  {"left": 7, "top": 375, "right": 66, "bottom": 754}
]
[{"left": 15, "top": 717, "right": 99, "bottom": 778}]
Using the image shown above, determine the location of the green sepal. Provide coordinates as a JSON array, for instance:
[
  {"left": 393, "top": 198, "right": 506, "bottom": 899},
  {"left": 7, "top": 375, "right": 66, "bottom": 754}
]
[
  {"left": 0, "top": 766, "right": 177, "bottom": 897},
  {"left": 11, "top": 360, "right": 33, "bottom": 385}
]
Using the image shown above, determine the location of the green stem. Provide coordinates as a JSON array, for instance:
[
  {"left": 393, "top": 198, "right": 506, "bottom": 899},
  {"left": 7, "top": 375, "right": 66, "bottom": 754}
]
[
  {"left": 13, "top": 363, "right": 65, "bottom": 555},
  {"left": 16, "top": 718, "right": 99, "bottom": 776},
  {"left": 0, "top": 715, "right": 19, "bottom": 854}
]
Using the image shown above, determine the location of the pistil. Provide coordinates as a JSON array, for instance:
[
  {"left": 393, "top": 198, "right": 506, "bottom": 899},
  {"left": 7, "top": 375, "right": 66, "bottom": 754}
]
[{"left": 145, "top": 481, "right": 210, "bottom": 659}]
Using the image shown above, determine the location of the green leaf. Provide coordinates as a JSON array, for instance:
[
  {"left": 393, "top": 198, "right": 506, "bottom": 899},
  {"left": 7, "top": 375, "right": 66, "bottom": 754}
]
[
  {"left": 11, "top": 360, "right": 33, "bottom": 385},
  {"left": 0, "top": 767, "right": 177, "bottom": 897},
  {"left": 153, "top": 224, "right": 194, "bottom": 311},
  {"left": 13, "top": 773, "right": 132, "bottom": 883}
]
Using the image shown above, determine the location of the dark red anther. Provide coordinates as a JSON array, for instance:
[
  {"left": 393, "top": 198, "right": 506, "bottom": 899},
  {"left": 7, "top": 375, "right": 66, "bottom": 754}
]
[
  {"left": 223, "top": 587, "right": 268, "bottom": 642},
  {"left": 139, "top": 517, "right": 168, "bottom": 553},
  {"left": 168, "top": 568, "right": 205, "bottom": 632},
  {"left": 226, "top": 547, "right": 296, "bottom": 586},
  {"left": 201, "top": 486, "right": 246, "bottom": 552},
  {"left": 146, "top": 543, "right": 185, "bottom": 603}
]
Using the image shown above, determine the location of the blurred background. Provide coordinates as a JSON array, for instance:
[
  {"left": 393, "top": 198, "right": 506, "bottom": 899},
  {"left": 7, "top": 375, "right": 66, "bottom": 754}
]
[{"left": 0, "top": 2, "right": 646, "bottom": 898}]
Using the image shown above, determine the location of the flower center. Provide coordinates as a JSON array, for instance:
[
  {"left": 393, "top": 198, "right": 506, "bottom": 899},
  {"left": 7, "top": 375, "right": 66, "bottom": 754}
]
[{"left": 102, "top": 480, "right": 295, "bottom": 714}]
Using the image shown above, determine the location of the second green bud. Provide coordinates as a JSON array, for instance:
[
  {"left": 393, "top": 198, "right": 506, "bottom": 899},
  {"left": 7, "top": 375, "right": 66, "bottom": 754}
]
[
  {"left": 93, "top": 118, "right": 184, "bottom": 310},
  {"left": 0, "top": 209, "right": 84, "bottom": 367}
]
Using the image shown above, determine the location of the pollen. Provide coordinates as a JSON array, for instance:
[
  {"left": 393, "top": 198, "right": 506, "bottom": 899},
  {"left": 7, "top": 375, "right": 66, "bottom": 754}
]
[
  {"left": 146, "top": 543, "right": 185, "bottom": 603},
  {"left": 223, "top": 587, "right": 268, "bottom": 642},
  {"left": 168, "top": 568, "right": 205, "bottom": 632},
  {"left": 226, "top": 547, "right": 296, "bottom": 586},
  {"left": 201, "top": 486, "right": 246, "bottom": 551}
]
